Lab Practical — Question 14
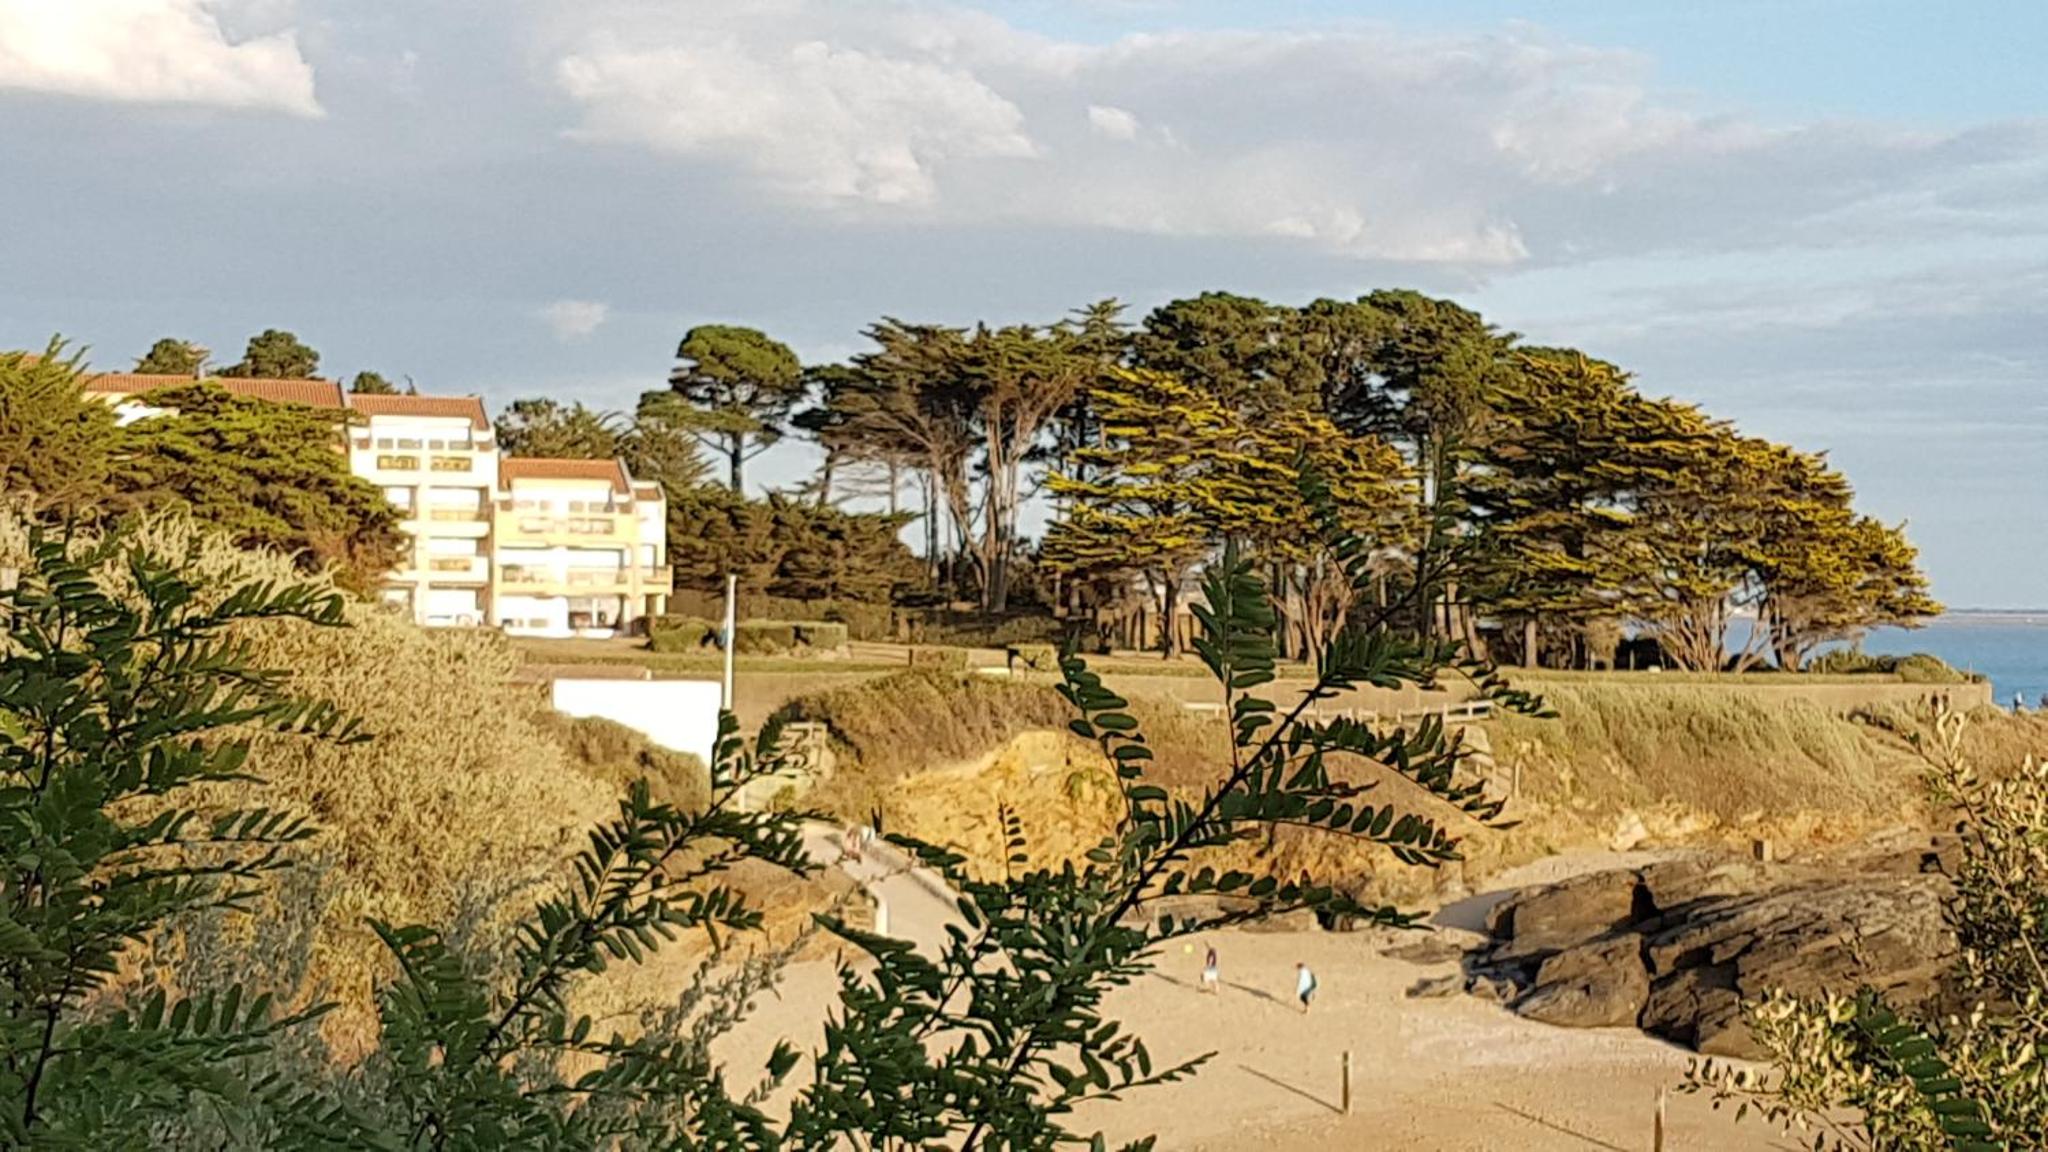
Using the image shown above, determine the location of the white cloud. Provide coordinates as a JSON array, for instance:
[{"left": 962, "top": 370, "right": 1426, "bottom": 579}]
[
  {"left": 0, "top": 0, "right": 320, "bottom": 115},
  {"left": 538, "top": 298, "right": 610, "bottom": 341},
  {"left": 544, "top": 3, "right": 2048, "bottom": 267},
  {"left": 1086, "top": 103, "right": 1139, "bottom": 140},
  {"left": 556, "top": 21, "right": 1035, "bottom": 206}
]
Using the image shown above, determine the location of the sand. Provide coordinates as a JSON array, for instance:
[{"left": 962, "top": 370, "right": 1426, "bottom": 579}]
[
  {"left": 714, "top": 923, "right": 1800, "bottom": 1150},
  {"left": 691, "top": 829, "right": 1805, "bottom": 1148}
]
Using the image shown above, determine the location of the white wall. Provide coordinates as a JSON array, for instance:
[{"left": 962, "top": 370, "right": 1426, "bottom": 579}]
[{"left": 550, "top": 679, "right": 724, "bottom": 766}]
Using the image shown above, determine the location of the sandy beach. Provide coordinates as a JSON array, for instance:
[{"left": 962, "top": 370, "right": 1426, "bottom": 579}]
[{"left": 717, "top": 924, "right": 1801, "bottom": 1150}]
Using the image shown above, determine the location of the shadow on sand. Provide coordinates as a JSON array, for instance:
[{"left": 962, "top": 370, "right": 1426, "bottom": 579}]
[
  {"left": 1149, "top": 972, "right": 1289, "bottom": 1008},
  {"left": 1493, "top": 1104, "right": 1631, "bottom": 1151},
  {"left": 1236, "top": 1064, "right": 1341, "bottom": 1115}
]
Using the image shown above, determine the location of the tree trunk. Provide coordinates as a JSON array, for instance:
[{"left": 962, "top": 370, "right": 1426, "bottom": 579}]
[
  {"left": 726, "top": 435, "right": 745, "bottom": 494},
  {"left": 887, "top": 459, "right": 900, "bottom": 516},
  {"left": 815, "top": 448, "right": 836, "bottom": 508},
  {"left": 1523, "top": 618, "right": 1539, "bottom": 669},
  {"left": 922, "top": 472, "right": 939, "bottom": 586},
  {"left": 1157, "top": 570, "right": 1181, "bottom": 659}
]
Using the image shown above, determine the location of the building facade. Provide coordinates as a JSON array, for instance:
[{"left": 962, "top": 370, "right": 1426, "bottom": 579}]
[
  {"left": 494, "top": 458, "right": 670, "bottom": 636},
  {"left": 82, "top": 373, "right": 670, "bottom": 637},
  {"left": 342, "top": 393, "right": 499, "bottom": 626}
]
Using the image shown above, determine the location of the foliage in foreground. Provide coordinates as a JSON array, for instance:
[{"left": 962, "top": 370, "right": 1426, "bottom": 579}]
[
  {"left": 1, "top": 511, "right": 1540, "bottom": 1147},
  {"left": 1687, "top": 713, "right": 2048, "bottom": 1150}
]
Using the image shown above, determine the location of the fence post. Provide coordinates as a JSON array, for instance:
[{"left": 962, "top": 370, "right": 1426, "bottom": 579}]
[
  {"left": 1341, "top": 1050, "right": 1352, "bottom": 1115},
  {"left": 1653, "top": 1086, "right": 1666, "bottom": 1151}
]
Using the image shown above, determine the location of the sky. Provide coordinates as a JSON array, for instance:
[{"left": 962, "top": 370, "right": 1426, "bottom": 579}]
[{"left": 3, "top": 1, "right": 2046, "bottom": 607}]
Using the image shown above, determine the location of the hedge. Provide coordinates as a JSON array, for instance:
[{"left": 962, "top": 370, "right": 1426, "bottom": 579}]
[
  {"left": 664, "top": 590, "right": 895, "bottom": 642},
  {"left": 647, "top": 615, "right": 851, "bottom": 656}
]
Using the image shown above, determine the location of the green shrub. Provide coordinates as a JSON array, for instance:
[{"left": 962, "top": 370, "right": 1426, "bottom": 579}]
[
  {"left": 648, "top": 615, "right": 718, "bottom": 653},
  {"left": 907, "top": 613, "right": 1063, "bottom": 648},
  {"left": 536, "top": 712, "right": 709, "bottom": 813},
  {"left": 1894, "top": 652, "right": 1975, "bottom": 683},
  {"left": 1807, "top": 649, "right": 1971, "bottom": 683},
  {"left": 653, "top": 617, "right": 851, "bottom": 655},
  {"left": 735, "top": 619, "right": 798, "bottom": 654},
  {"left": 665, "top": 590, "right": 897, "bottom": 641}
]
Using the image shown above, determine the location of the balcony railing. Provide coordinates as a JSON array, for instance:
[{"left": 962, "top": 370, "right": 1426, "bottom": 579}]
[
  {"left": 425, "top": 506, "right": 487, "bottom": 522},
  {"left": 423, "top": 556, "right": 489, "bottom": 581},
  {"left": 496, "top": 513, "right": 631, "bottom": 539},
  {"left": 430, "top": 456, "right": 474, "bottom": 473},
  {"left": 376, "top": 454, "right": 421, "bottom": 472},
  {"left": 496, "top": 566, "right": 672, "bottom": 590}
]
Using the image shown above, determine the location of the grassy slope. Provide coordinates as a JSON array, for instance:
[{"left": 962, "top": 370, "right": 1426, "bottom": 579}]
[{"left": 778, "top": 669, "right": 2048, "bottom": 904}]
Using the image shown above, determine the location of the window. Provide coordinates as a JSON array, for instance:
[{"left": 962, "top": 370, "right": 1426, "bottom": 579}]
[
  {"left": 397, "top": 437, "right": 423, "bottom": 450},
  {"left": 377, "top": 455, "right": 420, "bottom": 471},
  {"left": 431, "top": 456, "right": 472, "bottom": 472},
  {"left": 376, "top": 437, "right": 394, "bottom": 450},
  {"left": 428, "top": 557, "right": 476, "bottom": 573}
]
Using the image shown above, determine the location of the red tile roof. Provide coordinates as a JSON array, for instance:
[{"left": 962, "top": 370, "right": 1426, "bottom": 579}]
[
  {"left": 501, "top": 457, "right": 631, "bottom": 494},
  {"left": 345, "top": 393, "right": 491, "bottom": 431},
  {"left": 84, "top": 373, "right": 347, "bottom": 409},
  {"left": 631, "top": 482, "right": 664, "bottom": 501}
]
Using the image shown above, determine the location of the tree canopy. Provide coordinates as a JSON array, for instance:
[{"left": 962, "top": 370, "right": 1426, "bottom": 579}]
[
  {"left": 133, "top": 337, "right": 208, "bottom": 376},
  {"left": 801, "top": 289, "right": 1935, "bottom": 667},
  {"left": 218, "top": 328, "right": 321, "bottom": 379},
  {"left": 114, "top": 383, "right": 404, "bottom": 592},
  {"left": 0, "top": 342, "right": 121, "bottom": 519},
  {"left": 494, "top": 397, "right": 627, "bottom": 459},
  {"left": 669, "top": 325, "right": 805, "bottom": 493}
]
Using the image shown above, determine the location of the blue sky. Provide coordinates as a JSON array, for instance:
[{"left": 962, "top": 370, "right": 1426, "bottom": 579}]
[{"left": 4, "top": 0, "right": 2045, "bottom": 606}]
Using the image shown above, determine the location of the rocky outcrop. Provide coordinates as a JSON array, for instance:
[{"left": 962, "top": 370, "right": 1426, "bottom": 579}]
[{"left": 1475, "top": 853, "right": 1954, "bottom": 1056}]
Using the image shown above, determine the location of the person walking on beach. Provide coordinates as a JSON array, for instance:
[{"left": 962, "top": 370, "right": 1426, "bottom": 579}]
[
  {"left": 1200, "top": 945, "right": 1220, "bottom": 994},
  {"left": 1295, "top": 962, "right": 1317, "bottom": 1014}
]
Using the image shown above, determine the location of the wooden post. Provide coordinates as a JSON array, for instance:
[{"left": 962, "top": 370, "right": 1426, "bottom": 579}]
[
  {"left": 1653, "top": 1087, "right": 1666, "bottom": 1151},
  {"left": 1341, "top": 1050, "right": 1352, "bottom": 1115}
]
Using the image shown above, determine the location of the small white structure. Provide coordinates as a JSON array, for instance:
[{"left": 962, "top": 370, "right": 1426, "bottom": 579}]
[{"left": 550, "top": 678, "right": 723, "bottom": 766}]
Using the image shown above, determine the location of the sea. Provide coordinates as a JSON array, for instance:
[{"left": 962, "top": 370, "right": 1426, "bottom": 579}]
[{"left": 1850, "top": 615, "right": 2048, "bottom": 706}]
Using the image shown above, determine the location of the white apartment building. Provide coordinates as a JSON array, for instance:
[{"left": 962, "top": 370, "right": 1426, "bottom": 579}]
[
  {"left": 342, "top": 393, "right": 499, "bottom": 627},
  {"left": 81, "top": 373, "right": 672, "bottom": 636},
  {"left": 494, "top": 458, "right": 671, "bottom": 637}
]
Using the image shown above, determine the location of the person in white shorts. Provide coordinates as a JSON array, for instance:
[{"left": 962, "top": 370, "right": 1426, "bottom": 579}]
[{"left": 1200, "top": 944, "right": 1220, "bottom": 993}]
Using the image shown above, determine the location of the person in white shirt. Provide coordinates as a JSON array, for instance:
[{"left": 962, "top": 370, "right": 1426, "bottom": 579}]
[{"left": 1295, "top": 962, "right": 1317, "bottom": 1013}]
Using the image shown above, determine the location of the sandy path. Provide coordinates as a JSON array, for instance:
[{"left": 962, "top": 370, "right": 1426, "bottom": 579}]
[{"left": 799, "top": 822, "right": 963, "bottom": 955}]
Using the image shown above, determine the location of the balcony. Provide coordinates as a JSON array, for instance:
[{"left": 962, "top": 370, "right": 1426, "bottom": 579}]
[
  {"left": 421, "top": 556, "right": 490, "bottom": 583},
  {"left": 496, "top": 565, "right": 672, "bottom": 593},
  {"left": 397, "top": 506, "right": 491, "bottom": 540},
  {"left": 492, "top": 511, "right": 633, "bottom": 544}
]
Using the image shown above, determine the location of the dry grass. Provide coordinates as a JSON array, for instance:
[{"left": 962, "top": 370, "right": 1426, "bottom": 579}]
[
  {"left": 786, "top": 665, "right": 2042, "bottom": 910},
  {"left": 1487, "top": 683, "right": 1917, "bottom": 820},
  {"left": 2, "top": 514, "right": 752, "bottom": 1060},
  {"left": 535, "top": 711, "right": 710, "bottom": 813}
]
